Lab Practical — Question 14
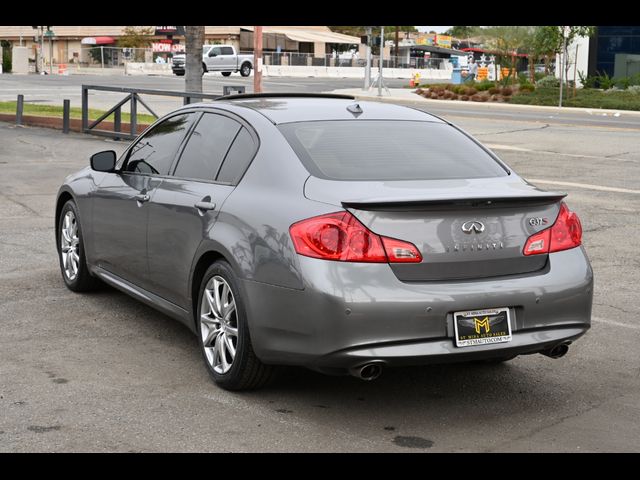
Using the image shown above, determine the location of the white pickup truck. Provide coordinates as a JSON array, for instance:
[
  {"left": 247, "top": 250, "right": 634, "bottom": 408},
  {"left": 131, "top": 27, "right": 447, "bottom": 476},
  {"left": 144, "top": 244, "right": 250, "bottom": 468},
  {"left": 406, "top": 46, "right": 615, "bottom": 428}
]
[{"left": 171, "top": 45, "right": 253, "bottom": 77}]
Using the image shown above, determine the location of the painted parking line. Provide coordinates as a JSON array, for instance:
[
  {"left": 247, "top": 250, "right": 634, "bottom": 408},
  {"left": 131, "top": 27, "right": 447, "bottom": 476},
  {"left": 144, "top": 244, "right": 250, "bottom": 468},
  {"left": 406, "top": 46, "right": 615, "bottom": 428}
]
[{"left": 527, "top": 179, "right": 640, "bottom": 195}]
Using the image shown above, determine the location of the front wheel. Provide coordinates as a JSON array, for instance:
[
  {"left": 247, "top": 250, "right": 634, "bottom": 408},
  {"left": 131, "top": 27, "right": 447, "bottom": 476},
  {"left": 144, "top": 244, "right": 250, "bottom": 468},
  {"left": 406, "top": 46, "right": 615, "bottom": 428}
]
[
  {"left": 57, "top": 200, "right": 100, "bottom": 292},
  {"left": 197, "top": 261, "right": 275, "bottom": 390},
  {"left": 239, "top": 62, "right": 252, "bottom": 77},
  {"left": 201, "top": 63, "right": 207, "bottom": 76}
]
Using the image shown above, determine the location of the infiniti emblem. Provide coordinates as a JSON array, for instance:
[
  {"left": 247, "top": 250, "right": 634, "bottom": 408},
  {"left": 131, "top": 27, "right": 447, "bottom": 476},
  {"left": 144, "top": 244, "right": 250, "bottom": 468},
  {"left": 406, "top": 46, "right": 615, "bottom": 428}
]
[{"left": 461, "top": 221, "right": 485, "bottom": 234}]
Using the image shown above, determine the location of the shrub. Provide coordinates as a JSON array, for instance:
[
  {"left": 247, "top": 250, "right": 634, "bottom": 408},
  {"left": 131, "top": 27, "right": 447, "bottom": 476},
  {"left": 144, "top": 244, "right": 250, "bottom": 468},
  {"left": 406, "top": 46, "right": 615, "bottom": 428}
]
[
  {"left": 488, "top": 87, "right": 500, "bottom": 95},
  {"left": 490, "top": 94, "right": 500, "bottom": 102},
  {"left": 501, "top": 87, "right": 513, "bottom": 96},
  {"left": 519, "top": 84, "right": 535, "bottom": 93},
  {"left": 628, "top": 85, "right": 640, "bottom": 95},
  {"left": 475, "top": 80, "right": 495, "bottom": 91},
  {"left": 537, "top": 75, "right": 560, "bottom": 88},
  {"left": 460, "top": 95, "right": 469, "bottom": 101},
  {"left": 465, "top": 87, "right": 477, "bottom": 96},
  {"left": 451, "top": 93, "right": 459, "bottom": 100}
]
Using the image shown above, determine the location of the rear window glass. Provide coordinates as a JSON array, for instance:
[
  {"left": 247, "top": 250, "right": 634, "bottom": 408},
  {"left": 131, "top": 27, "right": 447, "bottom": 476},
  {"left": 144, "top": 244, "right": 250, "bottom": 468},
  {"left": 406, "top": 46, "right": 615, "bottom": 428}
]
[{"left": 278, "top": 120, "right": 508, "bottom": 181}]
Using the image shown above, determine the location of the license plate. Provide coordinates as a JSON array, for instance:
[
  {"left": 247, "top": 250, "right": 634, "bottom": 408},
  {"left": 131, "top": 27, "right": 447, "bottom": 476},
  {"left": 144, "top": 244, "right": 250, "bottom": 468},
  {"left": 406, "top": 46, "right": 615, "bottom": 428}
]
[{"left": 453, "top": 308, "right": 512, "bottom": 347}]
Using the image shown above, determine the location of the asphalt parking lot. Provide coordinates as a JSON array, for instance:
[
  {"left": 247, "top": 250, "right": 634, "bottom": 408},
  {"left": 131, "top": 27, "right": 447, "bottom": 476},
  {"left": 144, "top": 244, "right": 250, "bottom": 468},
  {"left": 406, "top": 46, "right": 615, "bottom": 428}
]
[{"left": 1, "top": 106, "right": 639, "bottom": 452}]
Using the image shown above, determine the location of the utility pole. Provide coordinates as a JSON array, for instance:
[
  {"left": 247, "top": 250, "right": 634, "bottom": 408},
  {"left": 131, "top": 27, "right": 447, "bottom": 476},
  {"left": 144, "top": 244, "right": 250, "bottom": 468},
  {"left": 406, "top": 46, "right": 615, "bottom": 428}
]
[
  {"left": 253, "top": 26, "right": 263, "bottom": 93},
  {"left": 363, "top": 26, "right": 371, "bottom": 91},
  {"left": 394, "top": 26, "right": 399, "bottom": 68},
  {"left": 378, "top": 26, "right": 384, "bottom": 97}
]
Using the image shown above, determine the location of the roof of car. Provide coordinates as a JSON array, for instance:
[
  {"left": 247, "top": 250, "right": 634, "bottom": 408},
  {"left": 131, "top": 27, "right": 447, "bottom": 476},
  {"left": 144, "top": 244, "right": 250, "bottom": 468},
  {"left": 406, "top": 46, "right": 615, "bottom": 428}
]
[{"left": 185, "top": 94, "right": 445, "bottom": 125}]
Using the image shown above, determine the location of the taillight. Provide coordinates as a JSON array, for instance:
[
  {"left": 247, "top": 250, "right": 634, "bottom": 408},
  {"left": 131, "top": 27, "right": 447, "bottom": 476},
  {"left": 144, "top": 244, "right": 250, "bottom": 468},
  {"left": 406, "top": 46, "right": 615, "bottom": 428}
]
[
  {"left": 523, "top": 203, "right": 582, "bottom": 256},
  {"left": 289, "top": 211, "right": 422, "bottom": 263}
]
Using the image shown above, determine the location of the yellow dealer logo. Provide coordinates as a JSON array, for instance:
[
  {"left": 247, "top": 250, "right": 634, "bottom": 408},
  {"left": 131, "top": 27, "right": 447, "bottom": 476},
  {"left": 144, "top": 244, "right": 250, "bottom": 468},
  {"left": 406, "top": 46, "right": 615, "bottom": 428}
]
[{"left": 474, "top": 317, "right": 490, "bottom": 334}]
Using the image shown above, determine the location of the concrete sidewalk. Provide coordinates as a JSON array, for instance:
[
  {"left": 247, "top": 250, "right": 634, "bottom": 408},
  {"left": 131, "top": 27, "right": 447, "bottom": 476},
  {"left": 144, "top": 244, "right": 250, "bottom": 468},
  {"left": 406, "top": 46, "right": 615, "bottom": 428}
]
[{"left": 331, "top": 87, "right": 640, "bottom": 117}]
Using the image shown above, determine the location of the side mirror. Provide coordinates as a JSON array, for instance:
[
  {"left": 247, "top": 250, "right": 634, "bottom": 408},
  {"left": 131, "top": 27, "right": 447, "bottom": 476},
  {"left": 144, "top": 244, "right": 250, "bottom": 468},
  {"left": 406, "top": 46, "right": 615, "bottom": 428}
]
[{"left": 90, "top": 150, "right": 116, "bottom": 172}]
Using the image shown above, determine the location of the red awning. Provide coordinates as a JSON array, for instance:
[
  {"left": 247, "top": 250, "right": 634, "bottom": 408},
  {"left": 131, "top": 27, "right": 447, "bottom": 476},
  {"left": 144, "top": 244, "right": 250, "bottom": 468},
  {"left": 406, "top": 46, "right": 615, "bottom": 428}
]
[{"left": 81, "top": 36, "right": 116, "bottom": 45}]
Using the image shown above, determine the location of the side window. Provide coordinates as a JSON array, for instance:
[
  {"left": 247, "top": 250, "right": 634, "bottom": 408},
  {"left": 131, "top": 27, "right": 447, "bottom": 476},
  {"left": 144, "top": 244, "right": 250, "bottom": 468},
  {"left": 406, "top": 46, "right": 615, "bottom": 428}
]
[
  {"left": 221, "top": 46, "right": 234, "bottom": 55},
  {"left": 216, "top": 127, "right": 257, "bottom": 185},
  {"left": 172, "top": 113, "right": 242, "bottom": 181},
  {"left": 211, "top": 47, "right": 222, "bottom": 56},
  {"left": 123, "top": 114, "right": 192, "bottom": 175}
]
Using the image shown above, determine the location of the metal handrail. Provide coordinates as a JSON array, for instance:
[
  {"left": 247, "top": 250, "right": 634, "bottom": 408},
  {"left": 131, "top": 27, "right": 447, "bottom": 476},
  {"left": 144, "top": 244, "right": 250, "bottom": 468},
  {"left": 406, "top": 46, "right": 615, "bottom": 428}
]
[{"left": 81, "top": 84, "right": 223, "bottom": 140}]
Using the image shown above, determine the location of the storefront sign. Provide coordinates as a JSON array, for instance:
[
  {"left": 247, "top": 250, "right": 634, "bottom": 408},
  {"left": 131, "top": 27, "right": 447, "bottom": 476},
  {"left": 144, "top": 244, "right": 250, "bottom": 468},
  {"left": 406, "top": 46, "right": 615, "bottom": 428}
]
[{"left": 152, "top": 42, "right": 185, "bottom": 53}]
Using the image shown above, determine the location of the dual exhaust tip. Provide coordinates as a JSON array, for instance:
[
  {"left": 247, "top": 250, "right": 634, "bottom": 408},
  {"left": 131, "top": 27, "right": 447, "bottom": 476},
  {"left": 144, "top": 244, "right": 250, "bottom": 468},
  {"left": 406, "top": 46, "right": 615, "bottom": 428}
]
[
  {"left": 349, "top": 362, "right": 384, "bottom": 381},
  {"left": 349, "top": 343, "right": 570, "bottom": 380},
  {"left": 540, "top": 343, "right": 570, "bottom": 359}
]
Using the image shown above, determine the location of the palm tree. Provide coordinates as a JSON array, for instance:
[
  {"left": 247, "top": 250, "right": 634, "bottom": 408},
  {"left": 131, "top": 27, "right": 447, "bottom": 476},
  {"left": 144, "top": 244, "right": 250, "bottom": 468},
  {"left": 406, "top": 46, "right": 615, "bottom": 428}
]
[{"left": 185, "top": 26, "right": 205, "bottom": 101}]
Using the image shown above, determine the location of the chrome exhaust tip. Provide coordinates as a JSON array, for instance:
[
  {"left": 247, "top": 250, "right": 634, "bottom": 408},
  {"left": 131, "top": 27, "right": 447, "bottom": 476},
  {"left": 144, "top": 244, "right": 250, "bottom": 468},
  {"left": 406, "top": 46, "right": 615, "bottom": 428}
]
[
  {"left": 540, "top": 343, "right": 570, "bottom": 359},
  {"left": 349, "top": 363, "right": 383, "bottom": 381}
]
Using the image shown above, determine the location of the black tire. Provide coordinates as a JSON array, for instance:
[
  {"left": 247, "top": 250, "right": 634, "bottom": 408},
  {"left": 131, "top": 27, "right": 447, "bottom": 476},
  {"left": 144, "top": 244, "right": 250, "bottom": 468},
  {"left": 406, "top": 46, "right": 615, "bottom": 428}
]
[
  {"left": 202, "top": 63, "right": 207, "bottom": 76},
  {"left": 239, "top": 62, "right": 252, "bottom": 77},
  {"left": 221, "top": 71, "right": 232, "bottom": 77},
  {"left": 197, "top": 261, "right": 275, "bottom": 390},
  {"left": 174, "top": 71, "right": 185, "bottom": 76},
  {"left": 57, "top": 200, "right": 100, "bottom": 292}
]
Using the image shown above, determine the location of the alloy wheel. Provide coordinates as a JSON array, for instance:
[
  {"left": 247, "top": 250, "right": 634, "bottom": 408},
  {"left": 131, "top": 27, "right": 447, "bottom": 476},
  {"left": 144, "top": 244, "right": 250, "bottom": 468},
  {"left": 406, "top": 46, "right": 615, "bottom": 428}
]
[
  {"left": 200, "top": 275, "right": 238, "bottom": 374},
  {"left": 60, "top": 210, "right": 80, "bottom": 281}
]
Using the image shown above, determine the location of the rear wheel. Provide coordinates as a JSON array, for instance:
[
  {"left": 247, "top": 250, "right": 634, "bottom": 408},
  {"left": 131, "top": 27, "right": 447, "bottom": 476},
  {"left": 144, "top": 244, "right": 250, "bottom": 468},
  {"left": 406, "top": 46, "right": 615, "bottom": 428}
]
[
  {"left": 197, "top": 261, "right": 275, "bottom": 390},
  {"left": 174, "top": 71, "right": 185, "bottom": 76},
  {"left": 57, "top": 200, "right": 99, "bottom": 292},
  {"left": 240, "top": 62, "right": 252, "bottom": 77},
  {"left": 221, "top": 71, "right": 231, "bottom": 77}
]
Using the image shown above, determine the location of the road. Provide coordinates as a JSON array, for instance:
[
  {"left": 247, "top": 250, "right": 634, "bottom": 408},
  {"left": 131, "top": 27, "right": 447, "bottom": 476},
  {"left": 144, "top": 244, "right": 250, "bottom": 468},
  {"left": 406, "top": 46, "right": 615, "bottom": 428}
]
[
  {"left": 1, "top": 101, "right": 639, "bottom": 452},
  {"left": 3, "top": 73, "right": 640, "bottom": 130}
]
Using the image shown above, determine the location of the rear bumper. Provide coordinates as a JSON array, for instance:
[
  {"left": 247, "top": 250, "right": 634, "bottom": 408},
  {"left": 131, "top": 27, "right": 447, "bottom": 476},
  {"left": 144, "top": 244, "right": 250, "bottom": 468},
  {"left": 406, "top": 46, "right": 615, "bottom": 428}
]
[
  {"left": 310, "top": 325, "right": 588, "bottom": 373},
  {"left": 241, "top": 247, "right": 593, "bottom": 372}
]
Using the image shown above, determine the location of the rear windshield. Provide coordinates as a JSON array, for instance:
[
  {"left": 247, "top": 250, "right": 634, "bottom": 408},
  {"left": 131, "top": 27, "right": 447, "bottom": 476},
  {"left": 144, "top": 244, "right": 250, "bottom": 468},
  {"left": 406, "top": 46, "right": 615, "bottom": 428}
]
[{"left": 278, "top": 120, "right": 508, "bottom": 181}]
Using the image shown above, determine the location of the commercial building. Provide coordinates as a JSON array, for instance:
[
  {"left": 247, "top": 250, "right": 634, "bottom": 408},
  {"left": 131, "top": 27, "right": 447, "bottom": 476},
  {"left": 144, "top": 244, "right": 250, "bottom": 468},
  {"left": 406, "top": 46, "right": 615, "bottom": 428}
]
[{"left": 0, "top": 26, "right": 361, "bottom": 67}]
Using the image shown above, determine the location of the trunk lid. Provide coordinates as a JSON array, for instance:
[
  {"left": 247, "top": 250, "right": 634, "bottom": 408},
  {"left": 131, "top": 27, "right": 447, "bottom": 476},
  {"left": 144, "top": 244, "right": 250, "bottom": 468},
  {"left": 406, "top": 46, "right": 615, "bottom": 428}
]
[{"left": 304, "top": 176, "right": 564, "bottom": 281}]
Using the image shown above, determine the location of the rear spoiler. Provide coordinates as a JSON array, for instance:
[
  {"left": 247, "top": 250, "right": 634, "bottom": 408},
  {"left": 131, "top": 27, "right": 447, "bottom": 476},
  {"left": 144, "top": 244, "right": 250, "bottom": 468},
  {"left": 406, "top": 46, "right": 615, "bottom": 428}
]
[{"left": 341, "top": 193, "right": 567, "bottom": 210}]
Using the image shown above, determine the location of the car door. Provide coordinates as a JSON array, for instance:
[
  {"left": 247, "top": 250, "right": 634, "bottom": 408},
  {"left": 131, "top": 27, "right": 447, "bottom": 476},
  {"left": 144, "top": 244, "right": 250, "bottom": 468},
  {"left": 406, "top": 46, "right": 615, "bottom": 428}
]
[
  {"left": 91, "top": 113, "right": 195, "bottom": 289},
  {"left": 206, "top": 46, "right": 222, "bottom": 70},
  {"left": 218, "top": 46, "right": 236, "bottom": 70},
  {"left": 145, "top": 111, "right": 250, "bottom": 308}
]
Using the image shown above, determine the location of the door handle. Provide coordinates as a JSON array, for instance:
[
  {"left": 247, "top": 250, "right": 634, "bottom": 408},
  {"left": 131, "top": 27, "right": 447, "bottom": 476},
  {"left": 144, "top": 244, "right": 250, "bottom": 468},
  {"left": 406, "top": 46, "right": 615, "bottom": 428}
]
[
  {"left": 135, "top": 194, "right": 150, "bottom": 203},
  {"left": 194, "top": 201, "right": 216, "bottom": 212}
]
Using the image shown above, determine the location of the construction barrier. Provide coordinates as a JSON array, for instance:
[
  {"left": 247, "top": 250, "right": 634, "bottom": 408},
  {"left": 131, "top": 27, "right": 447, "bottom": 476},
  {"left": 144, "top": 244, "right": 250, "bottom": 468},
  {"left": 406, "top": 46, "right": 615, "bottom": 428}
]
[{"left": 57, "top": 63, "right": 68, "bottom": 75}]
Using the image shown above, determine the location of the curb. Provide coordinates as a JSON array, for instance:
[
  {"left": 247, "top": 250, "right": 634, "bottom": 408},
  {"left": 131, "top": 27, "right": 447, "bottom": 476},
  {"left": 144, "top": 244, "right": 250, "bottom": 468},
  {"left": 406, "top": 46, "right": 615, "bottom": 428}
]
[
  {"left": 333, "top": 89, "right": 640, "bottom": 117},
  {"left": 0, "top": 113, "right": 149, "bottom": 134}
]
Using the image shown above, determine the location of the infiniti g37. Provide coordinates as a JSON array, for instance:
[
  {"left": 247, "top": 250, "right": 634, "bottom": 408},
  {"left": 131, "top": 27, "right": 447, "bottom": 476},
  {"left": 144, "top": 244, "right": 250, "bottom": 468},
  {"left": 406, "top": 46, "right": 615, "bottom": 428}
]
[{"left": 55, "top": 94, "right": 593, "bottom": 390}]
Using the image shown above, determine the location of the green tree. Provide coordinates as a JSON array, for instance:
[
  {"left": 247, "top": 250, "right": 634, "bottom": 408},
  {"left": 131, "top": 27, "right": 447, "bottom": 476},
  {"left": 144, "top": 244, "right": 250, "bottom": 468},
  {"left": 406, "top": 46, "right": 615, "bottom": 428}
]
[
  {"left": 445, "top": 26, "right": 476, "bottom": 38},
  {"left": 117, "top": 26, "right": 154, "bottom": 48},
  {"left": 477, "top": 26, "right": 536, "bottom": 85},
  {"left": 532, "top": 26, "right": 595, "bottom": 78}
]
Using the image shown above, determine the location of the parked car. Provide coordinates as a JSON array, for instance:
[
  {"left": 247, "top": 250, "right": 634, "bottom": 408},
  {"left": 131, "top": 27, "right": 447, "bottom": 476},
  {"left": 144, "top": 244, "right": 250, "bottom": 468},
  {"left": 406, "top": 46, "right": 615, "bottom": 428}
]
[
  {"left": 171, "top": 45, "right": 253, "bottom": 77},
  {"left": 56, "top": 94, "right": 593, "bottom": 390}
]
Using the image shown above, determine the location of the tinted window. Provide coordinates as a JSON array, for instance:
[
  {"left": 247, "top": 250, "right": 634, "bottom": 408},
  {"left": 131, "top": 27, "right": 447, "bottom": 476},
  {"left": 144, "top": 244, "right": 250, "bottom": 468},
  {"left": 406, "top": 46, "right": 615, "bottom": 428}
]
[
  {"left": 221, "top": 46, "right": 234, "bottom": 55},
  {"left": 278, "top": 120, "right": 508, "bottom": 181},
  {"left": 211, "top": 47, "right": 222, "bottom": 56},
  {"left": 216, "top": 128, "right": 257, "bottom": 184},
  {"left": 173, "top": 113, "right": 242, "bottom": 181},
  {"left": 124, "top": 114, "right": 192, "bottom": 175}
]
